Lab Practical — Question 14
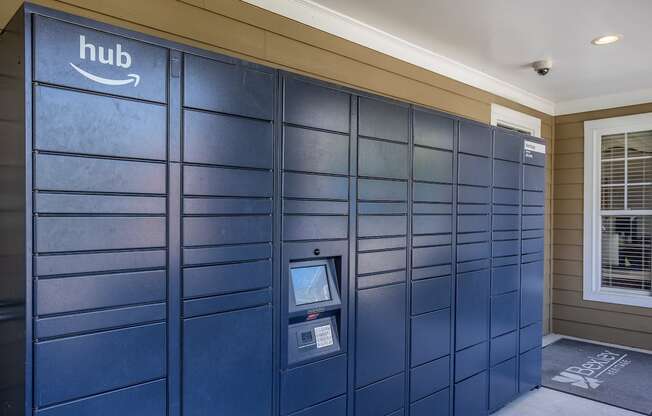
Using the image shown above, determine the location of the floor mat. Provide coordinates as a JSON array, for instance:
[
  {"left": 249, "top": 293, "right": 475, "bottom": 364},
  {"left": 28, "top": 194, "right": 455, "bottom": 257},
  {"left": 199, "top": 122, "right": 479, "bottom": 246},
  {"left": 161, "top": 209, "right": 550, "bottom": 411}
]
[{"left": 542, "top": 338, "right": 652, "bottom": 415}]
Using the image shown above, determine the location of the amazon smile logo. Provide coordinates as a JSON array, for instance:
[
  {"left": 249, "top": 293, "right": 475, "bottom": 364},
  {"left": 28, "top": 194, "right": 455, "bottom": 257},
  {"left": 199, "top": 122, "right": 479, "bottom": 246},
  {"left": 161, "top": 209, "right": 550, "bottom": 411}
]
[{"left": 71, "top": 35, "right": 141, "bottom": 87}]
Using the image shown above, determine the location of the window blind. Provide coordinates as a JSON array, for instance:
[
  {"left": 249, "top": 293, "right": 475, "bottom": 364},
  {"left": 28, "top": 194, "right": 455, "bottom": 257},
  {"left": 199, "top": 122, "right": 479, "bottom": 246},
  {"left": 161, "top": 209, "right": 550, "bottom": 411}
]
[{"left": 600, "top": 130, "right": 652, "bottom": 293}]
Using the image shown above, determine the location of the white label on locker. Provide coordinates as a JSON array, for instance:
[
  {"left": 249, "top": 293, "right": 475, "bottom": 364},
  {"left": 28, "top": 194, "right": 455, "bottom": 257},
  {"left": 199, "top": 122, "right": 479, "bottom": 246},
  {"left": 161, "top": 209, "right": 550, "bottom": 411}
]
[
  {"left": 314, "top": 325, "right": 334, "bottom": 348},
  {"left": 524, "top": 140, "right": 546, "bottom": 154}
]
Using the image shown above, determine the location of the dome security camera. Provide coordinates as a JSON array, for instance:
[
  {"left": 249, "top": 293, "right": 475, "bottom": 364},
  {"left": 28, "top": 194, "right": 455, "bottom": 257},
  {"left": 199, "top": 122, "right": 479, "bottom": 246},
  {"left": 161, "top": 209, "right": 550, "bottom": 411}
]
[{"left": 532, "top": 60, "right": 552, "bottom": 76}]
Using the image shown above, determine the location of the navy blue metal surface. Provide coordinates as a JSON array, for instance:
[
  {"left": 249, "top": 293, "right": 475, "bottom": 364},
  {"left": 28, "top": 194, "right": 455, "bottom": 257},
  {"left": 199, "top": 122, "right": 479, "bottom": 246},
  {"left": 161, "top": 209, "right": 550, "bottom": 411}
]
[{"left": 3, "top": 7, "right": 546, "bottom": 415}]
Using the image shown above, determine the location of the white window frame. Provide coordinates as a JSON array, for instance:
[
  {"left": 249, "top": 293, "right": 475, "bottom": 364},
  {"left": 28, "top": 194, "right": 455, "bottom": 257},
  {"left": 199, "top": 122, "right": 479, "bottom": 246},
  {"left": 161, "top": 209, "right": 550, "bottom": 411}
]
[
  {"left": 584, "top": 112, "right": 652, "bottom": 308},
  {"left": 490, "top": 103, "right": 541, "bottom": 138}
]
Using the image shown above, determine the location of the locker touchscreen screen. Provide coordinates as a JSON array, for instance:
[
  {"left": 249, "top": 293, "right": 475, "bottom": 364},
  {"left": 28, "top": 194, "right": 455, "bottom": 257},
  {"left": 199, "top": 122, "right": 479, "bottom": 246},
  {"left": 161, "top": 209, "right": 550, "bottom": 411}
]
[{"left": 291, "top": 265, "right": 332, "bottom": 306}]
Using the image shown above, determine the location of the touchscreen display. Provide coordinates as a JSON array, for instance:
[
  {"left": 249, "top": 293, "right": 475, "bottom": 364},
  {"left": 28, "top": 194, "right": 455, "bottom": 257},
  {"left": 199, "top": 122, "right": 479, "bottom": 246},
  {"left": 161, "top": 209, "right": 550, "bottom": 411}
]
[{"left": 291, "top": 265, "right": 332, "bottom": 306}]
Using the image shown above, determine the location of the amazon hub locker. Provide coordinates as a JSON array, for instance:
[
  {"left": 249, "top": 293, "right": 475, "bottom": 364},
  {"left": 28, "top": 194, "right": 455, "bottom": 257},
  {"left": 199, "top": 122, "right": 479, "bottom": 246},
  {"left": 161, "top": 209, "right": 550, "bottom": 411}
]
[{"left": 0, "top": 5, "right": 545, "bottom": 416}]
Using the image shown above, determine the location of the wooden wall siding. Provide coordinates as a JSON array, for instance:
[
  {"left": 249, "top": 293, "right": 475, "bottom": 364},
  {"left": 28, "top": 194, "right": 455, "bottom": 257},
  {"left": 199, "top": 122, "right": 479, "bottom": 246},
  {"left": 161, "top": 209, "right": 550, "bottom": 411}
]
[
  {"left": 553, "top": 103, "right": 652, "bottom": 350},
  {"left": 1, "top": 0, "right": 554, "bottom": 333}
]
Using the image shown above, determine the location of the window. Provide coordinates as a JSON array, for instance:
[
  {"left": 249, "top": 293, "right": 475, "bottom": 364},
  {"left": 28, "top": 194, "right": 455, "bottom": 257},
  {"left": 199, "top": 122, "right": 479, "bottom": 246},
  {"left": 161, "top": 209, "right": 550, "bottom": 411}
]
[
  {"left": 584, "top": 113, "right": 652, "bottom": 307},
  {"left": 491, "top": 103, "right": 542, "bottom": 138}
]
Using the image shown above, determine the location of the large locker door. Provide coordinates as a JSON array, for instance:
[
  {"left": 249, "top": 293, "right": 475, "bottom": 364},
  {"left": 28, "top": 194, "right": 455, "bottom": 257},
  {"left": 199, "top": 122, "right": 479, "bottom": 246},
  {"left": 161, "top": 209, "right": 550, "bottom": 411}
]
[
  {"left": 355, "top": 96, "right": 409, "bottom": 416},
  {"left": 410, "top": 108, "right": 454, "bottom": 416},
  {"left": 488, "top": 129, "right": 522, "bottom": 411},
  {"left": 32, "top": 16, "right": 169, "bottom": 415},
  {"left": 454, "top": 121, "right": 492, "bottom": 416},
  {"left": 280, "top": 76, "right": 351, "bottom": 416},
  {"left": 181, "top": 53, "right": 275, "bottom": 416},
  {"left": 519, "top": 137, "right": 546, "bottom": 393}
]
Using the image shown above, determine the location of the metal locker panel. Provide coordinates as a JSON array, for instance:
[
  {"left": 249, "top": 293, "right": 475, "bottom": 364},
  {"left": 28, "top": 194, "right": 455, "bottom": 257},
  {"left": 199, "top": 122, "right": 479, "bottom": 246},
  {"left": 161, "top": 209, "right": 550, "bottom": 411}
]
[
  {"left": 413, "top": 147, "right": 453, "bottom": 183},
  {"left": 183, "top": 243, "right": 271, "bottom": 266},
  {"left": 522, "top": 252, "right": 544, "bottom": 263},
  {"left": 36, "top": 217, "right": 165, "bottom": 253},
  {"left": 35, "top": 380, "right": 166, "bottom": 416},
  {"left": 491, "top": 265, "right": 519, "bottom": 296},
  {"left": 522, "top": 190, "right": 544, "bottom": 206},
  {"left": 519, "top": 347, "right": 542, "bottom": 393},
  {"left": 358, "top": 138, "right": 408, "bottom": 179},
  {"left": 457, "top": 204, "right": 490, "bottom": 216},
  {"left": 492, "top": 256, "right": 519, "bottom": 268},
  {"left": 35, "top": 154, "right": 166, "bottom": 194},
  {"left": 357, "top": 249, "right": 406, "bottom": 276},
  {"left": 521, "top": 261, "right": 544, "bottom": 327},
  {"left": 411, "top": 276, "right": 451, "bottom": 315},
  {"left": 358, "top": 215, "right": 407, "bottom": 237},
  {"left": 284, "top": 172, "right": 349, "bottom": 200},
  {"left": 357, "top": 236, "right": 406, "bottom": 252},
  {"left": 413, "top": 183, "right": 453, "bottom": 203},
  {"left": 410, "top": 356, "right": 449, "bottom": 402},
  {"left": 412, "top": 246, "right": 451, "bottom": 268},
  {"left": 359, "top": 97, "right": 408, "bottom": 143},
  {"left": 455, "top": 270, "right": 490, "bottom": 350},
  {"left": 184, "top": 306, "right": 273, "bottom": 416},
  {"left": 183, "top": 260, "right": 271, "bottom": 298},
  {"left": 413, "top": 110, "right": 454, "bottom": 150},
  {"left": 36, "top": 303, "right": 166, "bottom": 339},
  {"left": 519, "top": 322, "right": 542, "bottom": 353},
  {"left": 412, "top": 265, "right": 452, "bottom": 280},
  {"left": 284, "top": 77, "right": 350, "bottom": 133},
  {"left": 493, "top": 160, "right": 520, "bottom": 189},
  {"left": 493, "top": 215, "right": 519, "bottom": 231},
  {"left": 459, "top": 122, "right": 491, "bottom": 157},
  {"left": 522, "top": 229, "right": 544, "bottom": 239},
  {"left": 411, "top": 309, "right": 450, "bottom": 366},
  {"left": 489, "top": 358, "right": 517, "bottom": 411},
  {"left": 289, "top": 396, "right": 347, "bottom": 416},
  {"left": 35, "top": 194, "right": 166, "bottom": 215},
  {"left": 457, "top": 215, "right": 490, "bottom": 233},
  {"left": 522, "top": 206, "right": 545, "bottom": 215},
  {"left": 492, "top": 240, "right": 519, "bottom": 258},
  {"left": 492, "top": 230, "right": 519, "bottom": 241},
  {"left": 358, "top": 202, "right": 407, "bottom": 215},
  {"left": 35, "top": 323, "right": 166, "bottom": 406},
  {"left": 493, "top": 188, "right": 520, "bottom": 205},
  {"left": 355, "top": 373, "right": 405, "bottom": 416},
  {"left": 281, "top": 355, "right": 347, "bottom": 414},
  {"left": 523, "top": 165, "right": 545, "bottom": 192},
  {"left": 490, "top": 292, "right": 518, "bottom": 337},
  {"left": 457, "top": 242, "right": 490, "bottom": 263},
  {"left": 493, "top": 205, "right": 519, "bottom": 215},
  {"left": 455, "top": 342, "right": 488, "bottom": 382},
  {"left": 34, "top": 86, "right": 167, "bottom": 160},
  {"left": 490, "top": 332, "right": 517, "bottom": 366},
  {"left": 284, "top": 200, "right": 348, "bottom": 216},
  {"left": 183, "top": 216, "right": 271, "bottom": 246},
  {"left": 283, "top": 215, "right": 348, "bottom": 241},
  {"left": 413, "top": 234, "right": 452, "bottom": 247},
  {"left": 183, "top": 288, "right": 271, "bottom": 318},
  {"left": 185, "top": 198, "right": 272, "bottom": 216},
  {"left": 357, "top": 270, "right": 406, "bottom": 290},
  {"left": 410, "top": 388, "right": 449, "bottom": 416},
  {"left": 454, "top": 371, "right": 488, "bottom": 416},
  {"left": 458, "top": 185, "right": 491, "bottom": 204},
  {"left": 458, "top": 154, "right": 491, "bottom": 187},
  {"left": 356, "top": 283, "right": 406, "bottom": 387},
  {"left": 36, "top": 270, "right": 166, "bottom": 315},
  {"left": 493, "top": 130, "right": 522, "bottom": 162},
  {"left": 283, "top": 126, "right": 349, "bottom": 175},
  {"left": 413, "top": 215, "right": 452, "bottom": 235},
  {"left": 33, "top": 16, "right": 168, "bottom": 103},
  {"left": 184, "top": 165, "right": 272, "bottom": 197},
  {"left": 522, "top": 238, "right": 544, "bottom": 254},
  {"left": 457, "top": 259, "right": 490, "bottom": 274},
  {"left": 184, "top": 54, "right": 274, "bottom": 119},
  {"left": 359, "top": 178, "right": 408, "bottom": 201},
  {"left": 183, "top": 110, "right": 273, "bottom": 168},
  {"left": 413, "top": 203, "right": 452, "bottom": 215},
  {"left": 35, "top": 250, "right": 166, "bottom": 277}
]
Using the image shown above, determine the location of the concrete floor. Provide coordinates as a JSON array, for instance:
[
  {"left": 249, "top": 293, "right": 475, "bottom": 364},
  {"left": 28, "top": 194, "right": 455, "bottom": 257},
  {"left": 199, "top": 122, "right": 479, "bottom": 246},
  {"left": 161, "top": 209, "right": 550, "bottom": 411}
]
[{"left": 494, "top": 387, "right": 640, "bottom": 416}]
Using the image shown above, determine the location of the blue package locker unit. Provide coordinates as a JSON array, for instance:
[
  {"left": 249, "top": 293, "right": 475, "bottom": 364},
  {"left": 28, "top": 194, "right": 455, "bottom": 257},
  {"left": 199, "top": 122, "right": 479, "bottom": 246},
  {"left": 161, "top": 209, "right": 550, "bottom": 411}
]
[{"left": 0, "top": 5, "right": 545, "bottom": 416}]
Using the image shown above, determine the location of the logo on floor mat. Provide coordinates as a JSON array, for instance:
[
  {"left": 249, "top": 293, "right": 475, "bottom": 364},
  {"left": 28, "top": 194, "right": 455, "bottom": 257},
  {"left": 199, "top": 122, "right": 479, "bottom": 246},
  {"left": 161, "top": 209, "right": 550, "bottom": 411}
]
[
  {"left": 70, "top": 35, "right": 141, "bottom": 87},
  {"left": 551, "top": 349, "right": 630, "bottom": 390}
]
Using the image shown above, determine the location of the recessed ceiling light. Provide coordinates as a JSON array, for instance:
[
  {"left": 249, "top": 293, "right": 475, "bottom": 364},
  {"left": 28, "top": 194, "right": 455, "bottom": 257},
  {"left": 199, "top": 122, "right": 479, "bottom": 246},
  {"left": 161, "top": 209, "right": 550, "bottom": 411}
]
[{"left": 591, "top": 34, "right": 622, "bottom": 45}]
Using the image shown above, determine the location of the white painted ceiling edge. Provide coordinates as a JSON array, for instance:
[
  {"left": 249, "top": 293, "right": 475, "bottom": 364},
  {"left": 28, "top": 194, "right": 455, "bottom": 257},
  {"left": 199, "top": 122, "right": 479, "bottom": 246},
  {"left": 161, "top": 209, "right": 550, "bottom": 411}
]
[{"left": 242, "top": 0, "right": 652, "bottom": 117}]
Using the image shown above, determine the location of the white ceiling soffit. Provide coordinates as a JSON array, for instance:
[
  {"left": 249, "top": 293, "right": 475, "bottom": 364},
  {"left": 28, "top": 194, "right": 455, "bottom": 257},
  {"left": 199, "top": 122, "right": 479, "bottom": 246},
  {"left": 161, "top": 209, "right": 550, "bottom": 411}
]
[
  {"left": 555, "top": 88, "right": 652, "bottom": 116},
  {"left": 242, "top": 0, "right": 556, "bottom": 115}
]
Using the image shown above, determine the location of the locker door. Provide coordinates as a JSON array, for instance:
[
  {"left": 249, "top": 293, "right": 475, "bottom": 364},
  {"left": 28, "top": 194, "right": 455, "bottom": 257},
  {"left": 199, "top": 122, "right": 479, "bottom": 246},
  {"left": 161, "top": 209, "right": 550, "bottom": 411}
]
[{"left": 182, "top": 53, "right": 275, "bottom": 416}]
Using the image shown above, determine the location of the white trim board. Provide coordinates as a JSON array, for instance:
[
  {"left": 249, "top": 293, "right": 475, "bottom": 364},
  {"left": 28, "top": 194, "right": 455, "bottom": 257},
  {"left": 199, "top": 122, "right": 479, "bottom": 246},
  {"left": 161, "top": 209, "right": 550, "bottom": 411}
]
[
  {"left": 491, "top": 103, "right": 542, "bottom": 138},
  {"left": 241, "top": 0, "right": 556, "bottom": 115},
  {"left": 556, "top": 88, "right": 652, "bottom": 116}
]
